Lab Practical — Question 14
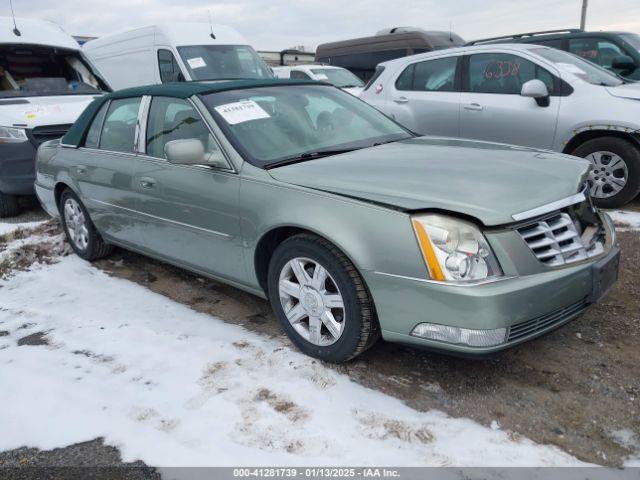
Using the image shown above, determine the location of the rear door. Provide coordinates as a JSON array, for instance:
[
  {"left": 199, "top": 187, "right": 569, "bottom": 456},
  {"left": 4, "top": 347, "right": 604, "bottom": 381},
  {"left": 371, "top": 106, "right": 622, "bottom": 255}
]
[
  {"left": 74, "top": 96, "right": 144, "bottom": 246},
  {"left": 133, "top": 95, "right": 244, "bottom": 283},
  {"left": 459, "top": 52, "right": 560, "bottom": 149},
  {"left": 382, "top": 55, "right": 461, "bottom": 136}
]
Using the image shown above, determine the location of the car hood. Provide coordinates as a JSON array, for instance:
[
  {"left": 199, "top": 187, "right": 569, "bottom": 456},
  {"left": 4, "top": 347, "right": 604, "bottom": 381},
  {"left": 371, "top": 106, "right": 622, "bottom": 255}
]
[
  {"left": 268, "top": 137, "right": 590, "bottom": 226},
  {"left": 606, "top": 82, "right": 640, "bottom": 100},
  {"left": 0, "top": 95, "right": 100, "bottom": 129},
  {"left": 343, "top": 86, "right": 364, "bottom": 97}
]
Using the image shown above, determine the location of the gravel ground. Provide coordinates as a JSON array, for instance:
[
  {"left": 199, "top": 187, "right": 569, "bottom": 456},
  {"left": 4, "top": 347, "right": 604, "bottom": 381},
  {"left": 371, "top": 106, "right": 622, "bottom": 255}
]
[{"left": 1, "top": 199, "right": 639, "bottom": 468}]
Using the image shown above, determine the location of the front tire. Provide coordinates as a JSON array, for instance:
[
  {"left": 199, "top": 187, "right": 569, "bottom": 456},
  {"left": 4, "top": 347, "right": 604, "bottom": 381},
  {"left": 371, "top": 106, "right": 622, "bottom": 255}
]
[
  {"left": 0, "top": 192, "right": 20, "bottom": 218},
  {"left": 267, "top": 234, "right": 379, "bottom": 363},
  {"left": 59, "top": 189, "right": 113, "bottom": 261},
  {"left": 571, "top": 136, "right": 640, "bottom": 208}
]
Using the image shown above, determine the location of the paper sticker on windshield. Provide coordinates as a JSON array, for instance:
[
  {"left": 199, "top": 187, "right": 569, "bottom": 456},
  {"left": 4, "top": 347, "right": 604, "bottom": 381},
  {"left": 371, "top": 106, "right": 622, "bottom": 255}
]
[
  {"left": 187, "top": 57, "right": 206, "bottom": 69},
  {"left": 315, "top": 73, "right": 329, "bottom": 80},
  {"left": 557, "top": 62, "right": 586, "bottom": 75},
  {"left": 214, "top": 100, "right": 270, "bottom": 125}
]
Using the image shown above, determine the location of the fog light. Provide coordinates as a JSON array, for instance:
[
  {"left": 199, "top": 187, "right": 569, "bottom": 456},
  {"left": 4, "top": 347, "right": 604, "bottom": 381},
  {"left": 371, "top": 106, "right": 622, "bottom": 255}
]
[{"left": 411, "top": 323, "right": 507, "bottom": 347}]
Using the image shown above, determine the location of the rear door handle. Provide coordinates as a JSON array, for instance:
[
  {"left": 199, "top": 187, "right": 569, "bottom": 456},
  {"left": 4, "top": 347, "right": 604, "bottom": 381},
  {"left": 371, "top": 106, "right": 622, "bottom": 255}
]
[
  {"left": 76, "top": 165, "right": 87, "bottom": 174},
  {"left": 464, "top": 103, "right": 483, "bottom": 111},
  {"left": 393, "top": 96, "right": 409, "bottom": 104},
  {"left": 139, "top": 177, "right": 157, "bottom": 189}
]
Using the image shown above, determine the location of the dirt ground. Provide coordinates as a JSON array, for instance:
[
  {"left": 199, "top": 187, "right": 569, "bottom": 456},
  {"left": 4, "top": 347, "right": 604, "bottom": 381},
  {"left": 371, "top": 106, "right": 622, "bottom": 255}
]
[{"left": 1, "top": 200, "right": 639, "bottom": 467}]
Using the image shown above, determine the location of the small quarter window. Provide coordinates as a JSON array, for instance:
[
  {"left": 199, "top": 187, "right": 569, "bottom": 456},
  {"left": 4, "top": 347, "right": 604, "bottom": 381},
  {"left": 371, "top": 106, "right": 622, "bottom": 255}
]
[{"left": 84, "top": 102, "right": 109, "bottom": 148}]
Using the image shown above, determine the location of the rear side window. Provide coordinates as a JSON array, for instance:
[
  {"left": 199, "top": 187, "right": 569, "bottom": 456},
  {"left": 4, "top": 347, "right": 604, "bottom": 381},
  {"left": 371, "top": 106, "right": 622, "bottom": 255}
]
[
  {"left": 84, "top": 102, "right": 109, "bottom": 148},
  {"left": 145, "top": 96, "right": 224, "bottom": 164},
  {"left": 99, "top": 97, "right": 141, "bottom": 153},
  {"left": 158, "top": 49, "right": 183, "bottom": 83},
  {"left": 468, "top": 53, "right": 555, "bottom": 95},
  {"left": 396, "top": 57, "right": 457, "bottom": 92}
]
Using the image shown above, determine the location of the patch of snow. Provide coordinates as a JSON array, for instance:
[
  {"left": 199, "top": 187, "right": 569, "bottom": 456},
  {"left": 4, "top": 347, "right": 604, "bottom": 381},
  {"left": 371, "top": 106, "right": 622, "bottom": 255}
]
[
  {"left": 0, "top": 257, "right": 586, "bottom": 467},
  {"left": 607, "top": 210, "right": 640, "bottom": 231},
  {"left": 0, "top": 220, "right": 46, "bottom": 236},
  {"left": 611, "top": 429, "right": 640, "bottom": 467}
]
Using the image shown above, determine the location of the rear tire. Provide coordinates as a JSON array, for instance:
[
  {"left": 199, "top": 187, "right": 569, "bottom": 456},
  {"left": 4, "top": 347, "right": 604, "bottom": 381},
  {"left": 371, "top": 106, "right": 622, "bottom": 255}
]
[
  {"left": 59, "top": 189, "right": 113, "bottom": 261},
  {"left": 267, "top": 234, "right": 380, "bottom": 363},
  {"left": 0, "top": 192, "right": 20, "bottom": 218},
  {"left": 571, "top": 136, "right": 640, "bottom": 208}
]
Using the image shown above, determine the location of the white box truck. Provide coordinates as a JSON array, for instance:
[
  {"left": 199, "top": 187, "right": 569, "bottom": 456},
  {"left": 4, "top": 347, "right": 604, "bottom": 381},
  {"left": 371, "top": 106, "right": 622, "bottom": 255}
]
[
  {"left": 83, "top": 23, "right": 273, "bottom": 90},
  {"left": 0, "top": 16, "right": 110, "bottom": 217}
]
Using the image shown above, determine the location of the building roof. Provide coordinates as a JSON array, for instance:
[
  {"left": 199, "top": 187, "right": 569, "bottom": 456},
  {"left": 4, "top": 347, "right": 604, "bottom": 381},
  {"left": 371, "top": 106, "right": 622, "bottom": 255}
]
[{"left": 62, "top": 79, "right": 320, "bottom": 147}]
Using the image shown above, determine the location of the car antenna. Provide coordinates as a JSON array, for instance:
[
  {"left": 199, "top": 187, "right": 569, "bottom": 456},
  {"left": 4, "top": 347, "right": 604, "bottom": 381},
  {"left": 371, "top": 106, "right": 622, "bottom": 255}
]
[
  {"left": 208, "top": 10, "right": 216, "bottom": 39},
  {"left": 9, "top": 0, "right": 21, "bottom": 36}
]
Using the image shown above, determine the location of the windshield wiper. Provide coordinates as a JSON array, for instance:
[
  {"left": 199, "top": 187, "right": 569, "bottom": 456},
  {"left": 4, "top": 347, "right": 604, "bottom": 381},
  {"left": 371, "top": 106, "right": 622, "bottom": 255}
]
[{"left": 264, "top": 148, "right": 361, "bottom": 169}]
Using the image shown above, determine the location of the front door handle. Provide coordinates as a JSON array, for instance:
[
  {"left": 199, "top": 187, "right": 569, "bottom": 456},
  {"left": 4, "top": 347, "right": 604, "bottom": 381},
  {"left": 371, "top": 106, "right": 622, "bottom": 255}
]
[
  {"left": 139, "top": 177, "right": 157, "bottom": 189},
  {"left": 76, "top": 165, "right": 87, "bottom": 174},
  {"left": 464, "top": 103, "right": 483, "bottom": 111},
  {"left": 394, "top": 96, "right": 409, "bottom": 104}
]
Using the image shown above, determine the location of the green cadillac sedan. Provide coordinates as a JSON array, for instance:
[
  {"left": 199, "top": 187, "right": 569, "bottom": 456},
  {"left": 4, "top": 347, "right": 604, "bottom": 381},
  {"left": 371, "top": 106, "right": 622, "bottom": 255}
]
[{"left": 35, "top": 79, "right": 620, "bottom": 362}]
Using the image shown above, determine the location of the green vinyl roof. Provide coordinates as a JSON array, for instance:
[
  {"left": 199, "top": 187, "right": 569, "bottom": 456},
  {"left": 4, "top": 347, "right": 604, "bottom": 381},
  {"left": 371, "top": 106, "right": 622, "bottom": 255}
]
[{"left": 62, "top": 78, "right": 322, "bottom": 147}]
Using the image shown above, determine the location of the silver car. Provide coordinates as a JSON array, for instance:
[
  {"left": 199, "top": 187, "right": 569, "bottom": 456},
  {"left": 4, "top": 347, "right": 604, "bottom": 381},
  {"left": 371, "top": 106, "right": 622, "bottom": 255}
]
[{"left": 361, "top": 44, "right": 640, "bottom": 208}]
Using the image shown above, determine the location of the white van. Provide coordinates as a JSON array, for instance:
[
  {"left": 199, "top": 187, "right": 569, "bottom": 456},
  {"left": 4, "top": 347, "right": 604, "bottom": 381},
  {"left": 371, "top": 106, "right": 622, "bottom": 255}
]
[
  {"left": 83, "top": 23, "right": 273, "bottom": 90},
  {"left": 272, "top": 64, "right": 365, "bottom": 96},
  {"left": 0, "top": 17, "right": 110, "bottom": 217}
]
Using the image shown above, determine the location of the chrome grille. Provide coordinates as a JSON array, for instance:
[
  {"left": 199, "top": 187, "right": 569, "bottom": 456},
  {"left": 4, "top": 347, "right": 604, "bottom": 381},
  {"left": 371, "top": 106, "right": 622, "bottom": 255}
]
[
  {"left": 508, "top": 299, "right": 588, "bottom": 342},
  {"left": 517, "top": 211, "right": 604, "bottom": 267}
]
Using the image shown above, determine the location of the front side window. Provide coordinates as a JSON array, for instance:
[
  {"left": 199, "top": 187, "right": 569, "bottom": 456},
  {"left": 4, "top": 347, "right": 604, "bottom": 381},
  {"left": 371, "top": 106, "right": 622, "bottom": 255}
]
[
  {"left": 290, "top": 70, "right": 312, "bottom": 80},
  {"left": 84, "top": 102, "right": 109, "bottom": 148},
  {"left": 468, "top": 53, "right": 555, "bottom": 95},
  {"left": 177, "top": 45, "right": 272, "bottom": 81},
  {"left": 396, "top": 57, "right": 457, "bottom": 92},
  {"left": 99, "top": 97, "right": 141, "bottom": 153},
  {"left": 158, "top": 49, "right": 183, "bottom": 83},
  {"left": 568, "top": 38, "right": 628, "bottom": 69},
  {"left": 201, "top": 85, "right": 411, "bottom": 166},
  {"left": 146, "top": 96, "right": 223, "bottom": 163}
]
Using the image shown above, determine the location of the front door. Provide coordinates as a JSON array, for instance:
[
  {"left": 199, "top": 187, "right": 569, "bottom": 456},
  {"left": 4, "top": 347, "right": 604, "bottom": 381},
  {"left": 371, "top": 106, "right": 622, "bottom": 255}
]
[
  {"left": 134, "top": 95, "right": 244, "bottom": 283},
  {"left": 459, "top": 52, "right": 560, "bottom": 149}
]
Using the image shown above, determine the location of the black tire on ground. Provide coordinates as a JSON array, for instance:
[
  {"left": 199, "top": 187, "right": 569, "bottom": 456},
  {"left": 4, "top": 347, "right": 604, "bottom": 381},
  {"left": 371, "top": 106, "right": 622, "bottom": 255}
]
[
  {"left": 267, "top": 233, "right": 380, "bottom": 363},
  {"left": 571, "top": 136, "right": 640, "bottom": 208},
  {"left": 0, "top": 192, "right": 20, "bottom": 218},
  {"left": 59, "top": 189, "right": 113, "bottom": 261}
]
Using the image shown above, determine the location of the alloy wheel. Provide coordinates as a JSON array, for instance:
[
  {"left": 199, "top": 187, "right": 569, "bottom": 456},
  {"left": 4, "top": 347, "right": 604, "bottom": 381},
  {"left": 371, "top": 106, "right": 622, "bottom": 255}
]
[
  {"left": 278, "top": 257, "right": 346, "bottom": 346},
  {"left": 63, "top": 198, "right": 89, "bottom": 251},
  {"left": 586, "top": 151, "right": 628, "bottom": 199}
]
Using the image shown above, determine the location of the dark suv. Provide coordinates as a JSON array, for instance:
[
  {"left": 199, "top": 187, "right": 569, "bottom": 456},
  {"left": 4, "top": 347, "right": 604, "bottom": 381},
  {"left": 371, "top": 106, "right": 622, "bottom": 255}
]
[{"left": 469, "top": 29, "right": 640, "bottom": 80}]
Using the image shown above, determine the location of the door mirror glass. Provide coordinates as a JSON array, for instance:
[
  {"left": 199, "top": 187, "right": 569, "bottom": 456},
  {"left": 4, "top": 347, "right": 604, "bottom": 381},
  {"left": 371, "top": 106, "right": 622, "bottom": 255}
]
[
  {"left": 165, "top": 139, "right": 228, "bottom": 168},
  {"left": 611, "top": 55, "right": 635, "bottom": 71}
]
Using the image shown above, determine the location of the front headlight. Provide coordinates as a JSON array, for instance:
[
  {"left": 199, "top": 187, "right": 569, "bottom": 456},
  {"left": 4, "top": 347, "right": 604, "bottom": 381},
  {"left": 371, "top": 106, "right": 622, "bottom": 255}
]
[
  {"left": 0, "top": 126, "right": 28, "bottom": 144},
  {"left": 412, "top": 214, "right": 502, "bottom": 283}
]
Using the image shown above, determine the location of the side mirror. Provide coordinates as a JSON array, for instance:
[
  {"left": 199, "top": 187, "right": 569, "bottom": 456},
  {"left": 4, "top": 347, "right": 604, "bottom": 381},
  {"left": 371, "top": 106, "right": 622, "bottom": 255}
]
[
  {"left": 521, "top": 79, "right": 550, "bottom": 107},
  {"left": 611, "top": 55, "right": 635, "bottom": 71},
  {"left": 165, "top": 139, "right": 206, "bottom": 165},
  {"left": 164, "top": 139, "right": 228, "bottom": 168}
]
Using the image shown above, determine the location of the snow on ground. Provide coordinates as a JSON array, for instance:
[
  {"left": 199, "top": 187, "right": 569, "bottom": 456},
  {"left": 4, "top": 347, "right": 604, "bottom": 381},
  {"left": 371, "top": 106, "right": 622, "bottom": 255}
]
[
  {"left": 607, "top": 210, "right": 640, "bottom": 231},
  {"left": 0, "top": 220, "right": 47, "bottom": 236},
  {"left": 0, "top": 254, "right": 586, "bottom": 467}
]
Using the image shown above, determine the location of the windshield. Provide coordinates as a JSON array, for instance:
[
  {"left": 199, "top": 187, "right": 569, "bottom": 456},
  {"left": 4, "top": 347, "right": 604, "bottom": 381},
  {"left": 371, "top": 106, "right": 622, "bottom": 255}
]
[
  {"left": 0, "top": 45, "right": 108, "bottom": 98},
  {"left": 201, "top": 85, "right": 411, "bottom": 166},
  {"left": 620, "top": 33, "right": 640, "bottom": 51},
  {"left": 532, "top": 47, "right": 623, "bottom": 86},
  {"left": 177, "top": 45, "right": 273, "bottom": 81},
  {"left": 310, "top": 68, "right": 364, "bottom": 88}
]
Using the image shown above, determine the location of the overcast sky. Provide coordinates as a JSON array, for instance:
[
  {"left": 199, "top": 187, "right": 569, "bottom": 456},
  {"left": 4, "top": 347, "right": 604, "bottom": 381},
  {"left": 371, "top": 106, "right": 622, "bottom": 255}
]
[{"left": 7, "top": 0, "right": 640, "bottom": 50}]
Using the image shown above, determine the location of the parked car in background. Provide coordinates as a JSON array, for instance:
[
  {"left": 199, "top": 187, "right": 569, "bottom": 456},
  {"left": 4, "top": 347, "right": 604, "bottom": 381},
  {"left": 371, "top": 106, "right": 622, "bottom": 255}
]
[
  {"left": 259, "top": 48, "right": 316, "bottom": 67},
  {"left": 361, "top": 43, "right": 640, "bottom": 207},
  {"left": 36, "top": 79, "right": 618, "bottom": 362},
  {"left": 273, "top": 65, "right": 365, "bottom": 96},
  {"left": 315, "top": 27, "right": 465, "bottom": 82},
  {"left": 468, "top": 29, "right": 640, "bottom": 81},
  {"left": 83, "top": 23, "right": 272, "bottom": 90},
  {"left": 0, "top": 16, "right": 110, "bottom": 217}
]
